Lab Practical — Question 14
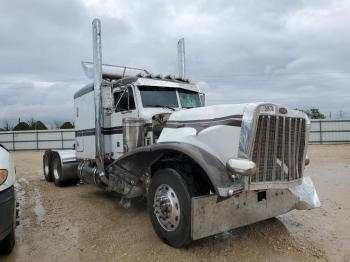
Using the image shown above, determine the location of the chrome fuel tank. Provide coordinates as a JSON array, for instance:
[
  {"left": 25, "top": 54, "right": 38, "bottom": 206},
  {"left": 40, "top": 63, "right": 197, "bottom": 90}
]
[{"left": 123, "top": 118, "right": 145, "bottom": 152}]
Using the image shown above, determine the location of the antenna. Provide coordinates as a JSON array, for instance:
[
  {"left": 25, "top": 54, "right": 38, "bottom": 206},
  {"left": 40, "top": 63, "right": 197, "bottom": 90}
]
[{"left": 178, "top": 38, "right": 186, "bottom": 79}]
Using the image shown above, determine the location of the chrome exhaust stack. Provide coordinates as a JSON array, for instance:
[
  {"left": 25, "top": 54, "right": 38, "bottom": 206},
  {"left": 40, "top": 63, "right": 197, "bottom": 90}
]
[
  {"left": 177, "top": 38, "right": 186, "bottom": 79},
  {"left": 92, "top": 18, "right": 108, "bottom": 185}
]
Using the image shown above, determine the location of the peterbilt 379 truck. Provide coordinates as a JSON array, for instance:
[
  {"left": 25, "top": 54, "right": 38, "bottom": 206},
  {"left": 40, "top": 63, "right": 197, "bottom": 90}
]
[{"left": 43, "top": 19, "right": 320, "bottom": 247}]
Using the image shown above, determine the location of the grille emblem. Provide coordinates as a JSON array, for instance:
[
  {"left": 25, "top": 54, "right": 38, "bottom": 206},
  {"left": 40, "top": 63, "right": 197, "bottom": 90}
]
[{"left": 279, "top": 107, "right": 288, "bottom": 114}]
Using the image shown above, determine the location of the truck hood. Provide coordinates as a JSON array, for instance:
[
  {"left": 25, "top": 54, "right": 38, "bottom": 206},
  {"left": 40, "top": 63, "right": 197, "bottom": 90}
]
[
  {"left": 139, "top": 104, "right": 253, "bottom": 122},
  {"left": 168, "top": 104, "right": 248, "bottom": 122},
  {"left": 157, "top": 104, "right": 250, "bottom": 165}
]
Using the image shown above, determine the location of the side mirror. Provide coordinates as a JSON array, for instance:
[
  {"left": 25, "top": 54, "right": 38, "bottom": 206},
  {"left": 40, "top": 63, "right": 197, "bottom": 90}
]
[
  {"left": 199, "top": 93, "right": 205, "bottom": 106},
  {"left": 101, "top": 83, "right": 114, "bottom": 112}
]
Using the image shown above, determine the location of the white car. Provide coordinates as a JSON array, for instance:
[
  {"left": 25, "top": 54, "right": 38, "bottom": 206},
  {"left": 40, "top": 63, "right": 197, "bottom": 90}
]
[{"left": 0, "top": 145, "right": 16, "bottom": 254}]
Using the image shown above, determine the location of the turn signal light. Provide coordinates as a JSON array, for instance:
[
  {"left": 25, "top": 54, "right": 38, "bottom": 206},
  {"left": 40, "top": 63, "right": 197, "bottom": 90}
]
[{"left": 0, "top": 169, "right": 8, "bottom": 185}]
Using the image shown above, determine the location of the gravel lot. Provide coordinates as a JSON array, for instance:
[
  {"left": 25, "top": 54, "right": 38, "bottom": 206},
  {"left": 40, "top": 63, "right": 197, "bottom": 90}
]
[{"left": 1, "top": 145, "right": 350, "bottom": 261}]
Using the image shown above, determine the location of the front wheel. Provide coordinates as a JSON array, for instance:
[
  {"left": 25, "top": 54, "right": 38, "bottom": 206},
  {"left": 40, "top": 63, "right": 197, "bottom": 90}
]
[{"left": 148, "top": 168, "right": 196, "bottom": 247}]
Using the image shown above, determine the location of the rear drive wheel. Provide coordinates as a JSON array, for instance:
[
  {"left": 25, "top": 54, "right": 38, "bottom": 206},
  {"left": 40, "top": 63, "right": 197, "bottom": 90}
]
[
  {"left": 0, "top": 227, "right": 15, "bottom": 254},
  {"left": 43, "top": 153, "right": 52, "bottom": 182},
  {"left": 148, "top": 168, "right": 196, "bottom": 247},
  {"left": 52, "top": 156, "right": 64, "bottom": 187}
]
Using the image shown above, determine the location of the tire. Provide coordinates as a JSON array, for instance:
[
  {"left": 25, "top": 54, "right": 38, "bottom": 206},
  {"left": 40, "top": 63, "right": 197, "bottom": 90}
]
[
  {"left": 0, "top": 227, "right": 15, "bottom": 254},
  {"left": 43, "top": 153, "right": 52, "bottom": 182},
  {"left": 52, "top": 155, "right": 64, "bottom": 187},
  {"left": 148, "top": 168, "right": 196, "bottom": 247}
]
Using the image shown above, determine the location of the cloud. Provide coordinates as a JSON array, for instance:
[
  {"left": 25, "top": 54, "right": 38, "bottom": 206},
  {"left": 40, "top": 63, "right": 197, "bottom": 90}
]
[
  {"left": 0, "top": 0, "right": 350, "bottom": 126},
  {"left": 0, "top": 78, "right": 80, "bottom": 125}
]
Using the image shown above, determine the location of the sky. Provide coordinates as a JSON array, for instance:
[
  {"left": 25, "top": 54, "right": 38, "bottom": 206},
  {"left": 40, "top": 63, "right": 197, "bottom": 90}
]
[{"left": 1, "top": 0, "right": 350, "bottom": 127}]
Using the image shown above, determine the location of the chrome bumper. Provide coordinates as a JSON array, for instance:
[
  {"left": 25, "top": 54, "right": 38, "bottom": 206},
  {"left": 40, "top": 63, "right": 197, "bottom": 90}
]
[{"left": 191, "top": 176, "right": 320, "bottom": 240}]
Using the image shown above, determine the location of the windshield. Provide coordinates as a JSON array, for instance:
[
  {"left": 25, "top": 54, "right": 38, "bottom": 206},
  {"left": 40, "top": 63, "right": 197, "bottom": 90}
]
[
  {"left": 139, "top": 86, "right": 178, "bottom": 108},
  {"left": 138, "top": 86, "right": 201, "bottom": 109},
  {"left": 179, "top": 90, "right": 201, "bottom": 108}
]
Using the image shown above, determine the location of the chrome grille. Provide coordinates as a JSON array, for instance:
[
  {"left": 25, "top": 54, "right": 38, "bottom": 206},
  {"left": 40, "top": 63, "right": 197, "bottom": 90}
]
[{"left": 251, "top": 115, "right": 306, "bottom": 183}]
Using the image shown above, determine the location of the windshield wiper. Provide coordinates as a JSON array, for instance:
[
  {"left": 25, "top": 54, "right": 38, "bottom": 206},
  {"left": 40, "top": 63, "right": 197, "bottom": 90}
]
[{"left": 148, "top": 105, "right": 175, "bottom": 111}]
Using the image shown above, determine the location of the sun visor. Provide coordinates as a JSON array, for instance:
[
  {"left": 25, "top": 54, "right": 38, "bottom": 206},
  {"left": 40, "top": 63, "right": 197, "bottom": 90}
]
[{"left": 81, "top": 61, "right": 149, "bottom": 80}]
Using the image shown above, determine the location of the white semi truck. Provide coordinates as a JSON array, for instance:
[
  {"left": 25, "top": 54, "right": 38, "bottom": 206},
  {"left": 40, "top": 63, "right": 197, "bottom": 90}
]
[{"left": 43, "top": 19, "right": 320, "bottom": 247}]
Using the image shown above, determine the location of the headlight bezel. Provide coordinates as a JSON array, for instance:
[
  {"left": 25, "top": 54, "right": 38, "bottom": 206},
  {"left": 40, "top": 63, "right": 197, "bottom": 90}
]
[{"left": 226, "top": 158, "right": 257, "bottom": 177}]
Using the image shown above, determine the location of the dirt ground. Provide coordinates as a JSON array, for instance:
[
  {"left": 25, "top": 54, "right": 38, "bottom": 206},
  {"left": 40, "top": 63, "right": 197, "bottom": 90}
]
[{"left": 1, "top": 145, "right": 350, "bottom": 262}]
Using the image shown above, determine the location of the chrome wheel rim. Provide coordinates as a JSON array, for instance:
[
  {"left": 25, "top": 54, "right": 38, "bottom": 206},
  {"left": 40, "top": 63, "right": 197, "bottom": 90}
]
[
  {"left": 53, "top": 158, "right": 60, "bottom": 180},
  {"left": 153, "top": 184, "right": 180, "bottom": 231}
]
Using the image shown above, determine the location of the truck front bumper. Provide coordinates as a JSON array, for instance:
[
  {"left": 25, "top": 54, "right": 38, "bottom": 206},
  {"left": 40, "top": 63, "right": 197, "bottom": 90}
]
[
  {"left": 0, "top": 186, "right": 15, "bottom": 241},
  {"left": 191, "top": 176, "right": 320, "bottom": 240}
]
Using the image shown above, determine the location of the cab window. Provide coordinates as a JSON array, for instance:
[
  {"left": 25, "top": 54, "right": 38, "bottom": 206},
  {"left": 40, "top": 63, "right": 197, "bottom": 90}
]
[
  {"left": 114, "top": 86, "right": 136, "bottom": 112},
  {"left": 139, "top": 86, "right": 178, "bottom": 108},
  {"left": 178, "top": 90, "right": 201, "bottom": 108}
]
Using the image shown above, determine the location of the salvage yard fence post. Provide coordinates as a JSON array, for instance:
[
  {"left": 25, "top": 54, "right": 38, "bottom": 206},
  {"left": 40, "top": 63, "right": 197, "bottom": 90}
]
[
  {"left": 36, "top": 130, "right": 39, "bottom": 150},
  {"left": 319, "top": 121, "right": 322, "bottom": 144},
  {"left": 61, "top": 130, "right": 64, "bottom": 149}
]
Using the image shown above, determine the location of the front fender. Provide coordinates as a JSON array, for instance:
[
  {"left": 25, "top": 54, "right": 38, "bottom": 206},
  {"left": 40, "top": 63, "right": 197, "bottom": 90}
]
[{"left": 114, "top": 142, "right": 241, "bottom": 197}]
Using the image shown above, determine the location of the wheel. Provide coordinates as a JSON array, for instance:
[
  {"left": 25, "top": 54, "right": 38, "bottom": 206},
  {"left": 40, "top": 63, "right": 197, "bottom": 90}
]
[
  {"left": 52, "top": 155, "right": 64, "bottom": 187},
  {"left": 43, "top": 153, "right": 52, "bottom": 182},
  {"left": 0, "top": 227, "right": 15, "bottom": 254},
  {"left": 148, "top": 168, "right": 196, "bottom": 247}
]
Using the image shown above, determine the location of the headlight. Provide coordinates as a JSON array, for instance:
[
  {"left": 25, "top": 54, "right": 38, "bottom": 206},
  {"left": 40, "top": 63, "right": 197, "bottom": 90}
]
[
  {"left": 0, "top": 169, "right": 8, "bottom": 185},
  {"left": 226, "top": 159, "right": 256, "bottom": 176}
]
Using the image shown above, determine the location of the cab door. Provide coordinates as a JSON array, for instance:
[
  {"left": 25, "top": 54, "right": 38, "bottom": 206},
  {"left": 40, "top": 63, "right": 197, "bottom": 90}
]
[{"left": 110, "top": 85, "right": 138, "bottom": 157}]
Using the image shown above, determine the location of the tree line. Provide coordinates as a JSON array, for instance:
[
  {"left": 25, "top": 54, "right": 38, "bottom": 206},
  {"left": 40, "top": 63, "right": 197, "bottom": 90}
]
[
  {"left": 295, "top": 108, "right": 326, "bottom": 119},
  {"left": 0, "top": 119, "right": 74, "bottom": 131}
]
